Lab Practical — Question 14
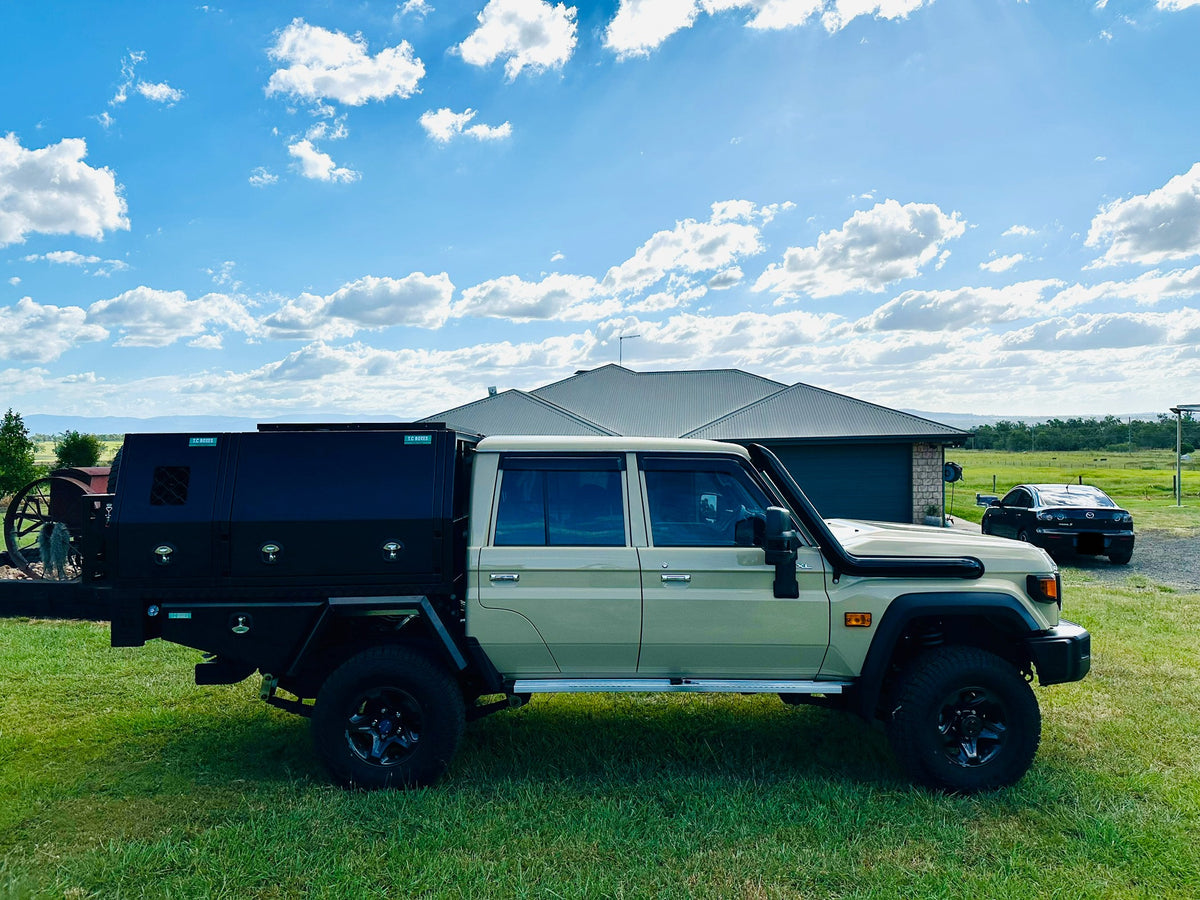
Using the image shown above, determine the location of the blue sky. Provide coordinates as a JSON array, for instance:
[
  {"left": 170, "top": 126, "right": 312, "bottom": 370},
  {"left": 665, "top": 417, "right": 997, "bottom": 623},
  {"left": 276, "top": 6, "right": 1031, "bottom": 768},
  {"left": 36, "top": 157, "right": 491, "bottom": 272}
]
[{"left": 2, "top": 0, "right": 1199, "bottom": 421}]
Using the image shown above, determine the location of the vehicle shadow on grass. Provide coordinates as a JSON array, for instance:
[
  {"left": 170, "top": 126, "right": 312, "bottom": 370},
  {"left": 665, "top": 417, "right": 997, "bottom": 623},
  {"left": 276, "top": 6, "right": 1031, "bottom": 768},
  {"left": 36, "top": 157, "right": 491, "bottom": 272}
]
[
  {"left": 74, "top": 696, "right": 902, "bottom": 797},
  {"left": 453, "top": 696, "right": 902, "bottom": 790}
]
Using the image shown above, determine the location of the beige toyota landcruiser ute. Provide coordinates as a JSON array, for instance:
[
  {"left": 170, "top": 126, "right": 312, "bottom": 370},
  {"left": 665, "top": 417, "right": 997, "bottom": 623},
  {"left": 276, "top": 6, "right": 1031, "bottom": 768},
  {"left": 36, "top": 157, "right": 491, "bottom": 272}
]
[{"left": 1, "top": 426, "right": 1090, "bottom": 794}]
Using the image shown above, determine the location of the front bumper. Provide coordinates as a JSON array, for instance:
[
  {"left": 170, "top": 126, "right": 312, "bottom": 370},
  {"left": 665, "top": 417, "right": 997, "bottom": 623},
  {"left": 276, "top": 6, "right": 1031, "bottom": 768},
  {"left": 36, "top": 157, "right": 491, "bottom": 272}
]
[{"left": 1026, "top": 620, "right": 1091, "bottom": 685}]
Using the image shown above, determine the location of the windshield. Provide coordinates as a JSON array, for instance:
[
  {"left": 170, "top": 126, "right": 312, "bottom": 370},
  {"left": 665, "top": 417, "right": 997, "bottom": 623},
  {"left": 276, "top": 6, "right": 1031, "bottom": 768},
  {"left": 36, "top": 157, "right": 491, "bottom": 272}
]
[{"left": 1037, "top": 488, "right": 1115, "bottom": 508}]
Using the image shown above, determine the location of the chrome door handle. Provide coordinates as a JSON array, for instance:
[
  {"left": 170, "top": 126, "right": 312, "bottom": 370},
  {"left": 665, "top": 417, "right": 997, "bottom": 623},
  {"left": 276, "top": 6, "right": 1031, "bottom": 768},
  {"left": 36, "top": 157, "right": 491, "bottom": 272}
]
[
  {"left": 661, "top": 573, "right": 691, "bottom": 583},
  {"left": 489, "top": 573, "right": 519, "bottom": 582}
]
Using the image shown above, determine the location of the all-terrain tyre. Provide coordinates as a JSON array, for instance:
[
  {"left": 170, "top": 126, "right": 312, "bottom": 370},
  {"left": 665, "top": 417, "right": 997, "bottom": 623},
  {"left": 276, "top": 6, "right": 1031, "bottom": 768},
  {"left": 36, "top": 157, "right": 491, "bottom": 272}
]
[
  {"left": 312, "top": 645, "right": 465, "bottom": 790},
  {"left": 886, "top": 646, "right": 1040, "bottom": 793}
]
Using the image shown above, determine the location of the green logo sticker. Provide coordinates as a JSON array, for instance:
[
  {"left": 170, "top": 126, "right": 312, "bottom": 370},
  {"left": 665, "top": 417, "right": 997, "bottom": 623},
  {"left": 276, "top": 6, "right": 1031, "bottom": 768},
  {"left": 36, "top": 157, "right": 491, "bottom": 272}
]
[
  {"left": 189, "top": 437, "right": 218, "bottom": 447},
  {"left": 404, "top": 434, "right": 433, "bottom": 445}
]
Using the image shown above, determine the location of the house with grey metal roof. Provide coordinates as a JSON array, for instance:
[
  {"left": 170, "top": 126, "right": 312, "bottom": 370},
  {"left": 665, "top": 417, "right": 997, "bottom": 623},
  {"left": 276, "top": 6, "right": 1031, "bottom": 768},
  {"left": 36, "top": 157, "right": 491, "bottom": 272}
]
[{"left": 423, "top": 365, "right": 970, "bottom": 523}]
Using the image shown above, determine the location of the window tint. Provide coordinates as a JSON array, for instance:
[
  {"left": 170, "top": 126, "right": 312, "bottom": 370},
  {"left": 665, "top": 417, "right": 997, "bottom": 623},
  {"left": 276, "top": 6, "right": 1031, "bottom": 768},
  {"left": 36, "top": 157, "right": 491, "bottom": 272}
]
[
  {"left": 643, "top": 461, "right": 770, "bottom": 547},
  {"left": 1036, "top": 488, "right": 1115, "bottom": 508},
  {"left": 1004, "top": 489, "right": 1032, "bottom": 508},
  {"left": 494, "top": 468, "right": 625, "bottom": 546}
]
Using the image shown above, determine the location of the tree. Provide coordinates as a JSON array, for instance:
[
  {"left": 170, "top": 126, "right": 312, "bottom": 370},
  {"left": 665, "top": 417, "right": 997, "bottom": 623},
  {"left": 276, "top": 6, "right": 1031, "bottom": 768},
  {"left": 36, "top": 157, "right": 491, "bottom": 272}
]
[
  {"left": 53, "top": 430, "right": 104, "bottom": 468},
  {"left": 0, "top": 408, "right": 40, "bottom": 497}
]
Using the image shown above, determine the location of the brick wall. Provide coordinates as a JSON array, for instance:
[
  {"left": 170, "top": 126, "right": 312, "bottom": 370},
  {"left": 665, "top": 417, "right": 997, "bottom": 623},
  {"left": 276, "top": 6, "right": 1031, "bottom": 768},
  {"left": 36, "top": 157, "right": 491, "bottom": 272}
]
[{"left": 911, "top": 442, "right": 944, "bottom": 523}]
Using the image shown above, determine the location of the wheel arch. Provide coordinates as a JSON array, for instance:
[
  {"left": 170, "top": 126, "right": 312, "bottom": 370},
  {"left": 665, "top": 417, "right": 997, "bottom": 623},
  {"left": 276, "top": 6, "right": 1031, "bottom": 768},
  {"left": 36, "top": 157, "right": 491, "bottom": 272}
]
[{"left": 849, "top": 592, "right": 1040, "bottom": 721}]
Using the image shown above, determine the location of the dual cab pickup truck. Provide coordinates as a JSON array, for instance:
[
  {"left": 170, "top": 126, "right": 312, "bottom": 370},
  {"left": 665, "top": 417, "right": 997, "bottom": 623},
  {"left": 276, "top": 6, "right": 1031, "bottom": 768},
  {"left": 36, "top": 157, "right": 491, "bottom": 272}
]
[{"left": 1, "top": 423, "right": 1091, "bottom": 793}]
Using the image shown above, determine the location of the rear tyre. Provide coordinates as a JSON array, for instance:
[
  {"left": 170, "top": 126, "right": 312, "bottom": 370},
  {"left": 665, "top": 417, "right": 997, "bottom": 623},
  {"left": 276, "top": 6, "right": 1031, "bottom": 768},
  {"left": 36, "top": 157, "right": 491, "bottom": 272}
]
[
  {"left": 1108, "top": 549, "right": 1132, "bottom": 565},
  {"left": 313, "top": 645, "right": 465, "bottom": 790},
  {"left": 886, "top": 646, "right": 1040, "bottom": 793}
]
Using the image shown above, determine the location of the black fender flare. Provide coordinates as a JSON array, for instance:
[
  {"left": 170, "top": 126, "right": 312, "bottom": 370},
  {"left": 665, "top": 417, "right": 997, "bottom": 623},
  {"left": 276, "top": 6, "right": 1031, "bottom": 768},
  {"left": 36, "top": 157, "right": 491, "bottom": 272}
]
[
  {"left": 848, "top": 591, "right": 1040, "bottom": 720},
  {"left": 285, "top": 595, "right": 469, "bottom": 679}
]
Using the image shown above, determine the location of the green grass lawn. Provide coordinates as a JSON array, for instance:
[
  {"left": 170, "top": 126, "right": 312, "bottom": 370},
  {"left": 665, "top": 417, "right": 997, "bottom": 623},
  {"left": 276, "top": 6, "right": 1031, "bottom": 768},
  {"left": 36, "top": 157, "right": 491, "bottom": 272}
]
[
  {"left": 946, "top": 449, "right": 1200, "bottom": 535},
  {"left": 2, "top": 569, "right": 1198, "bottom": 898},
  {"left": 32, "top": 440, "right": 123, "bottom": 468}
]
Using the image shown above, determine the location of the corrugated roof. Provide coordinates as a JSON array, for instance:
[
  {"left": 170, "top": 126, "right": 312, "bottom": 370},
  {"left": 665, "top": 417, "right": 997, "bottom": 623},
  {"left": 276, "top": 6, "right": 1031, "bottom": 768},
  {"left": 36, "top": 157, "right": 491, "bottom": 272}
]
[
  {"left": 682, "top": 381, "right": 970, "bottom": 442},
  {"left": 532, "top": 365, "right": 786, "bottom": 437},
  {"left": 419, "top": 390, "right": 615, "bottom": 436}
]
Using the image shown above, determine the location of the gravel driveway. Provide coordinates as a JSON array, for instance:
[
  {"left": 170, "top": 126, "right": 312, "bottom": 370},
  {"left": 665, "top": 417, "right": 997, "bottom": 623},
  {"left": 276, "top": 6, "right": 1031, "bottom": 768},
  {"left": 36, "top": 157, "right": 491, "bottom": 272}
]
[{"left": 951, "top": 520, "right": 1200, "bottom": 593}]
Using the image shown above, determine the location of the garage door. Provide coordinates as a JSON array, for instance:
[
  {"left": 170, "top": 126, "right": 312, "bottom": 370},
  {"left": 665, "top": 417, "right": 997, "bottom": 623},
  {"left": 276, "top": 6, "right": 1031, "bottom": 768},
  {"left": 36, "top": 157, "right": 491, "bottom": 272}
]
[{"left": 764, "top": 442, "right": 913, "bottom": 523}]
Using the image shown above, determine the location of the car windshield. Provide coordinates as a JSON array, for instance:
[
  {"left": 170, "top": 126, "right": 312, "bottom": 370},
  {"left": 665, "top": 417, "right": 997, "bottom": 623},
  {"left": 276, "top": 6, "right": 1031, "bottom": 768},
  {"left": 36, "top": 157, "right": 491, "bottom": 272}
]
[{"left": 1037, "top": 488, "right": 1115, "bottom": 508}]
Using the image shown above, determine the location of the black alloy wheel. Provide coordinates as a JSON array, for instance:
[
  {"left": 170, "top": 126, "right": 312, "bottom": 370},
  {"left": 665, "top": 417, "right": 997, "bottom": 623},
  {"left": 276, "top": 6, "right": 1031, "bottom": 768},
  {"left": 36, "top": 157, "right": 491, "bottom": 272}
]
[
  {"left": 886, "top": 645, "right": 1040, "bottom": 793},
  {"left": 313, "top": 645, "right": 465, "bottom": 790},
  {"left": 344, "top": 686, "right": 424, "bottom": 768},
  {"left": 936, "top": 685, "right": 1008, "bottom": 768}
]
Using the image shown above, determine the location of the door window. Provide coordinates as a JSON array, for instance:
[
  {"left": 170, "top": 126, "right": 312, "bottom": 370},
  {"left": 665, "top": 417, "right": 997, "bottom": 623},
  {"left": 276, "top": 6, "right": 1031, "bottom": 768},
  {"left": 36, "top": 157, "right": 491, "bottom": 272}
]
[
  {"left": 642, "top": 457, "right": 771, "bottom": 547},
  {"left": 494, "top": 459, "right": 626, "bottom": 546}
]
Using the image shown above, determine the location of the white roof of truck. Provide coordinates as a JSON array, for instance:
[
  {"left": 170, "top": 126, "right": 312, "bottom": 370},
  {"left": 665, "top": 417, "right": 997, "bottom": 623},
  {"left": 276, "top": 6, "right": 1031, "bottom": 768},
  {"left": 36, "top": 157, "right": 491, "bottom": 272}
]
[{"left": 475, "top": 435, "right": 751, "bottom": 457}]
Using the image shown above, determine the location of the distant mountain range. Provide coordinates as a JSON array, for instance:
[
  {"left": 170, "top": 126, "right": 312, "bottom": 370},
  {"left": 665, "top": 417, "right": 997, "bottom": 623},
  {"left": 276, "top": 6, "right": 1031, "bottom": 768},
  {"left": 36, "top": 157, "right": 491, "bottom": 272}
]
[
  {"left": 24, "top": 409, "right": 1170, "bottom": 437},
  {"left": 25, "top": 413, "right": 408, "bottom": 437}
]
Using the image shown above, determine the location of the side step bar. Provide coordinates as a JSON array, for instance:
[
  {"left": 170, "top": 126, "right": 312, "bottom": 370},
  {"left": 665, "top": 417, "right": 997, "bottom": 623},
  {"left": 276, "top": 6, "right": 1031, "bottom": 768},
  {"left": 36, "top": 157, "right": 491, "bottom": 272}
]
[{"left": 512, "top": 678, "right": 850, "bottom": 694}]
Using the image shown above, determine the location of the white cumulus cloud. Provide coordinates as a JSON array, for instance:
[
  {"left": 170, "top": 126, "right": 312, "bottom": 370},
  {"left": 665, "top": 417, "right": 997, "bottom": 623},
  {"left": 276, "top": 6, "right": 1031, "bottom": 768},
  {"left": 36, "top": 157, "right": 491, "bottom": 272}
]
[
  {"left": 979, "top": 253, "right": 1024, "bottom": 273},
  {"left": 0, "top": 297, "right": 109, "bottom": 362},
  {"left": 249, "top": 166, "right": 279, "bottom": 187},
  {"left": 419, "top": 108, "right": 513, "bottom": 143},
  {"left": 456, "top": 0, "right": 578, "bottom": 79},
  {"left": 260, "top": 273, "right": 455, "bottom": 339},
  {"left": 603, "top": 200, "right": 768, "bottom": 294},
  {"left": 454, "top": 273, "right": 614, "bottom": 321},
  {"left": 604, "top": 0, "right": 929, "bottom": 57},
  {"left": 287, "top": 139, "right": 360, "bottom": 183},
  {"left": 754, "top": 199, "right": 966, "bottom": 298},
  {"left": 267, "top": 18, "right": 425, "bottom": 105},
  {"left": 1085, "top": 162, "right": 1200, "bottom": 267},
  {"left": 136, "top": 81, "right": 184, "bottom": 104},
  {"left": 86, "top": 286, "right": 256, "bottom": 347},
  {"left": 858, "top": 280, "right": 1067, "bottom": 332},
  {"left": 0, "top": 134, "right": 129, "bottom": 246}
]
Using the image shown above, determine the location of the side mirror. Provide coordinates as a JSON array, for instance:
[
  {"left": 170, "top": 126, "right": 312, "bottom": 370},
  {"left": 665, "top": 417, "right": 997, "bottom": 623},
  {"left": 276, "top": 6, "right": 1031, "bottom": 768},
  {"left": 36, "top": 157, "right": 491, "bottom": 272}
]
[
  {"left": 989, "top": 499, "right": 1002, "bottom": 508},
  {"left": 763, "top": 506, "right": 799, "bottom": 598}
]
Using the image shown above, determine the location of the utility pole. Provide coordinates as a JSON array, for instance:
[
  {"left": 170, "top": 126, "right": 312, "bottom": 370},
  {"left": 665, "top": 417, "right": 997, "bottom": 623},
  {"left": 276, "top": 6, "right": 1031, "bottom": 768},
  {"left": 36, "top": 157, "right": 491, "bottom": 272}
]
[
  {"left": 1170, "top": 404, "right": 1200, "bottom": 506},
  {"left": 618, "top": 334, "right": 640, "bottom": 367}
]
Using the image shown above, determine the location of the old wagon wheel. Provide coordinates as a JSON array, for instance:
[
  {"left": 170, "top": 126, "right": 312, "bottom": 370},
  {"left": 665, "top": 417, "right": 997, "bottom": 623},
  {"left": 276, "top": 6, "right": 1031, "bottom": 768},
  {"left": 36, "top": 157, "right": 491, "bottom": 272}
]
[{"left": 3, "top": 476, "right": 86, "bottom": 581}]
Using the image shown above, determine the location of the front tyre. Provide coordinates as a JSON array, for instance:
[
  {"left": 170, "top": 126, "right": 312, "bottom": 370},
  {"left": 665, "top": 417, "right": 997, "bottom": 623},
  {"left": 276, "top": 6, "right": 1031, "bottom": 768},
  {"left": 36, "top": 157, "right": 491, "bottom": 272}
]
[
  {"left": 886, "top": 646, "right": 1040, "bottom": 793},
  {"left": 313, "top": 645, "right": 465, "bottom": 790}
]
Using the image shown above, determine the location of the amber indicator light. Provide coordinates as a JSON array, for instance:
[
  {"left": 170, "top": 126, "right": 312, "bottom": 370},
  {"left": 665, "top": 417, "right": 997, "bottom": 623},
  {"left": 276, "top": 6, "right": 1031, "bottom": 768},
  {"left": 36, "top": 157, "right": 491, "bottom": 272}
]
[
  {"left": 844, "top": 612, "right": 872, "bottom": 628},
  {"left": 1039, "top": 577, "right": 1059, "bottom": 601}
]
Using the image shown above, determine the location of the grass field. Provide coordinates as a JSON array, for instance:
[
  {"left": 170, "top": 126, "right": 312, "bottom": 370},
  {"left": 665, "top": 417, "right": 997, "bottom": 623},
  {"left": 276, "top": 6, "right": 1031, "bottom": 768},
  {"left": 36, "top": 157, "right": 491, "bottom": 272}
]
[
  {"left": 945, "top": 449, "right": 1200, "bottom": 535},
  {"left": 2, "top": 567, "right": 1198, "bottom": 898},
  {"left": 32, "top": 440, "right": 123, "bottom": 469}
]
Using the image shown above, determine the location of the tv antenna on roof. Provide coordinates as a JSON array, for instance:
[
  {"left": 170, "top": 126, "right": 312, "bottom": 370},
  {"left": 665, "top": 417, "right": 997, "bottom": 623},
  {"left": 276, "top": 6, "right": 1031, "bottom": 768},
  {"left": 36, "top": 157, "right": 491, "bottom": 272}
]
[{"left": 618, "top": 334, "right": 640, "bottom": 366}]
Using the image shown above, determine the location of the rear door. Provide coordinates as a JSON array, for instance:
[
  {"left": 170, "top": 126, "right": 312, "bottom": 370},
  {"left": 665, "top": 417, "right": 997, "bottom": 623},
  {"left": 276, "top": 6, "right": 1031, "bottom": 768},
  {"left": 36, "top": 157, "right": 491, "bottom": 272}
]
[
  {"left": 476, "top": 454, "right": 642, "bottom": 674},
  {"left": 636, "top": 455, "right": 830, "bottom": 678}
]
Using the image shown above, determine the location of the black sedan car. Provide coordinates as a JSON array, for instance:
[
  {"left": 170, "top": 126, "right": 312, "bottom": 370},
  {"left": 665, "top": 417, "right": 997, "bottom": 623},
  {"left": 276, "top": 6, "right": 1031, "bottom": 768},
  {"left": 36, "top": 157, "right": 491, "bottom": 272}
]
[{"left": 981, "top": 483, "right": 1134, "bottom": 564}]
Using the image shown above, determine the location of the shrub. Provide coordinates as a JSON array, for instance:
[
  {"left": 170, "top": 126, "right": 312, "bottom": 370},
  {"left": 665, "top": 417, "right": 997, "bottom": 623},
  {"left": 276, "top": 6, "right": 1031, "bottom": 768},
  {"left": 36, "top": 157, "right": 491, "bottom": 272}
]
[
  {"left": 0, "top": 408, "right": 40, "bottom": 497},
  {"left": 53, "top": 430, "right": 104, "bottom": 468}
]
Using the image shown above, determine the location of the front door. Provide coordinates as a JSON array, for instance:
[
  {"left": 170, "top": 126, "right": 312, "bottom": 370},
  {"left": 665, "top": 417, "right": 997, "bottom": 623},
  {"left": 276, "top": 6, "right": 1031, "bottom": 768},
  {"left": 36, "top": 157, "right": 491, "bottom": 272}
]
[{"left": 636, "top": 456, "right": 830, "bottom": 678}]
